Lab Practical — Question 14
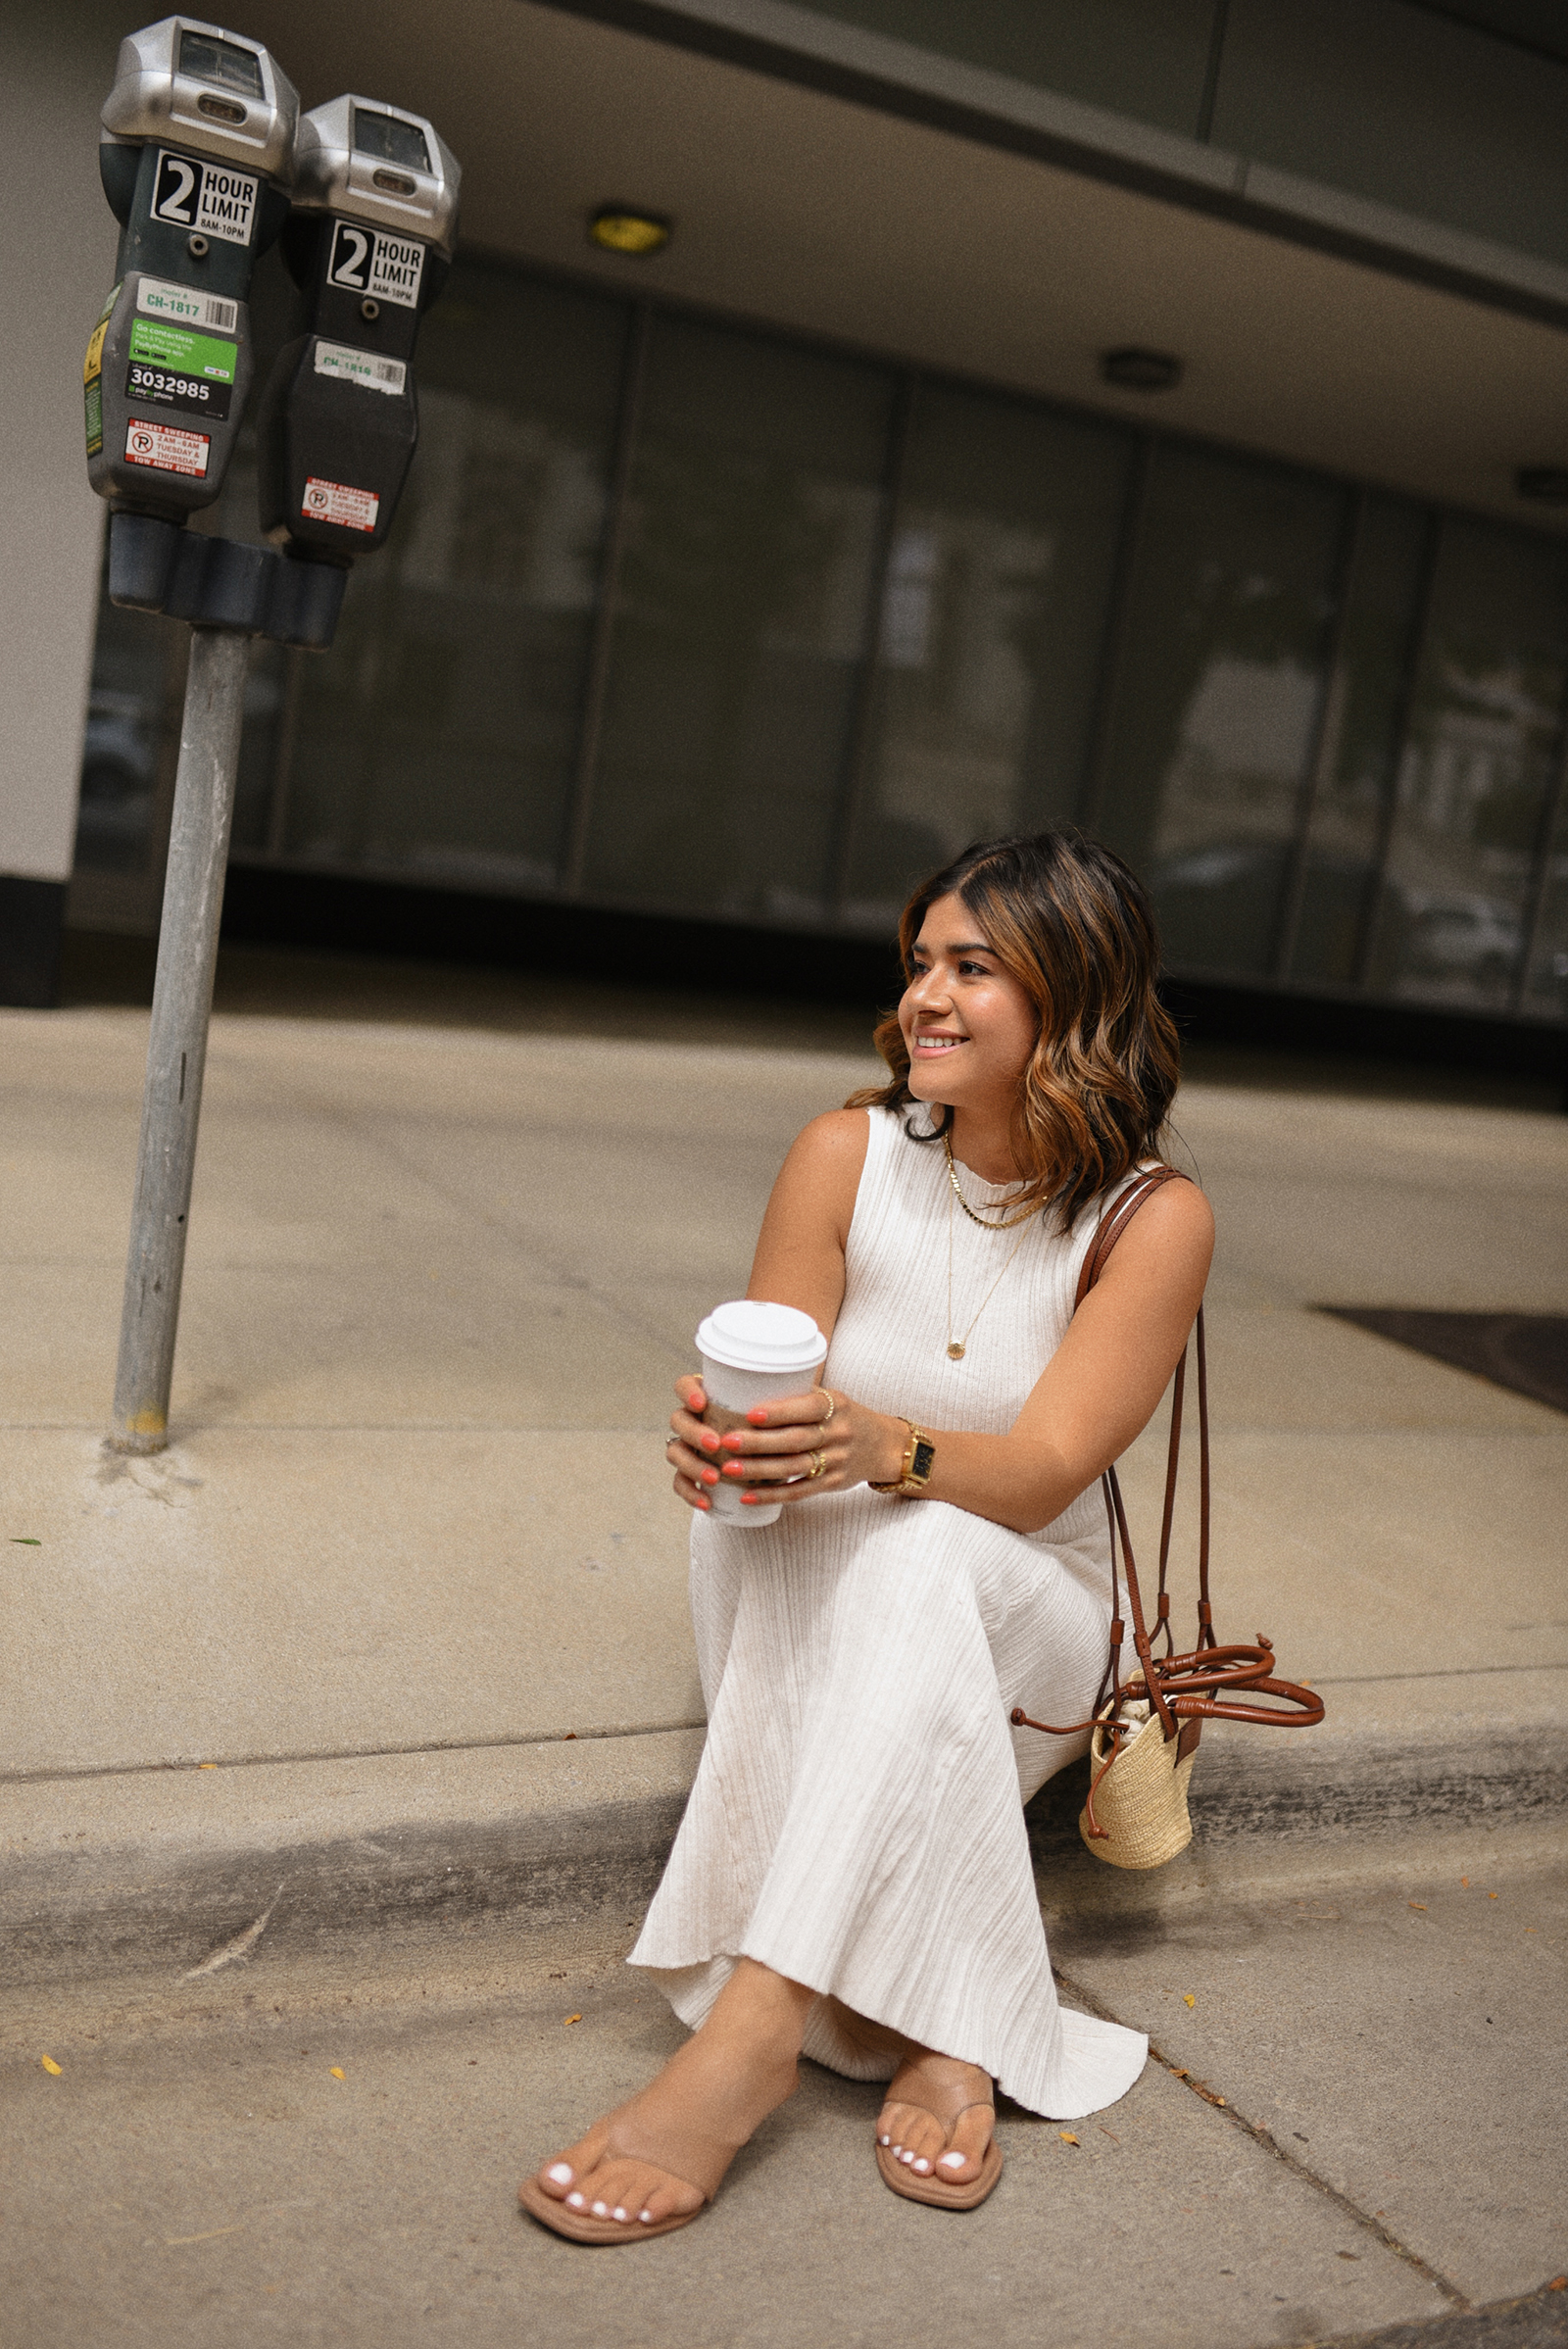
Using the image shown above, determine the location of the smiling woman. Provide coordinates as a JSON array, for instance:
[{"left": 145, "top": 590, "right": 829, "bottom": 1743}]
[{"left": 519, "top": 829, "right": 1213, "bottom": 2245}]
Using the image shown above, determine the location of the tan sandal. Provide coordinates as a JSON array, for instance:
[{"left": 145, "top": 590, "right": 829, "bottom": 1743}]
[
  {"left": 876, "top": 2129, "right": 1004, "bottom": 2210},
  {"left": 517, "top": 2174, "right": 707, "bottom": 2245},
  {"left": 875, "top": 2057, "right": 1004, "bottom": 2212},
  {"left": 518, "top": 2106, "right": 738, "bottom": 2247}
]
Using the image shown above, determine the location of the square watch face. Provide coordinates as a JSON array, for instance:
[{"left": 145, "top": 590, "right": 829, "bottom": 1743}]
[{"left": 910, "top": 1439, "right": 936, "bottom": 1484}]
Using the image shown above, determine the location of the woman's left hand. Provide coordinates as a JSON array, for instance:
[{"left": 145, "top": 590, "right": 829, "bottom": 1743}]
[{"left": 707, "top": 1386, "right": 906, "bottom": 1503}]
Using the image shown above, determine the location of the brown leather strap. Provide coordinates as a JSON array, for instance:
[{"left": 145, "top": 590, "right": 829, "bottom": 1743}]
[{"left": 1010, "top": 1161, "right": 1323, "bottom": 1776}]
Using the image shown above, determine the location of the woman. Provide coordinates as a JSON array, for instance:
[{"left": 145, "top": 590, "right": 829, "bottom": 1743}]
[{"left": 520, "top": 831, "right": 1212, "bottom": 2242}]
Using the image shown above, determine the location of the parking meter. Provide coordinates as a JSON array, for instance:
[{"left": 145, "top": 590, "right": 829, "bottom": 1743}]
[
  {"left": 256, "top": 96, "right": 460, "bottom": 561},
  {"left": 85, "top": 18, "right": 296, "bottom": 521}
]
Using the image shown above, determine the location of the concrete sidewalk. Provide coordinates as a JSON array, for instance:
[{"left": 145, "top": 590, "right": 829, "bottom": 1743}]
[
  {"left": 1, "top": 959, "right": 1566, "bottom": 1972},
  {"left": 4, "top": 950, "right": 1567, "bottom": 2345}
]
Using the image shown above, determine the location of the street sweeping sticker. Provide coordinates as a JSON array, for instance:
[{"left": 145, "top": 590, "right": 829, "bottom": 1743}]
[
  {"left": 124, "top": 417, "right": 210, "bottom": 476},
  {"left": 302, "top": 475, "right": 379, "bottom": 531},
  {"left": 326, "top": 221, "right": 424, "bottom": 308},
  {"left": 313, "top": 340, "right": 407, "bottom": 395},
  {"left": 151, "top": 151, "right": 258, "bottom": 246},
  {"left": 136, "top": 276, "right": 239, "bottom": 335}
]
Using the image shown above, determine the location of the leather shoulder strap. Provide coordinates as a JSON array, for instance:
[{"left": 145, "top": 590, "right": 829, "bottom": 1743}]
[{"left": 1073, "top": 1164, "right": 1190, "bottom": 1311}]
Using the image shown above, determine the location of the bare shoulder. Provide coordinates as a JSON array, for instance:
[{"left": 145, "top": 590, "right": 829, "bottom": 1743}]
[
  {"left": 778, "top": 1106, "right": 871, "bottom": 1187},
  {"left": 769, "top": 1107, "right": 870, "bottom": 1228},
  {"left": 1102, "top": 1172, "right": 1214, "bottom": 1285}
]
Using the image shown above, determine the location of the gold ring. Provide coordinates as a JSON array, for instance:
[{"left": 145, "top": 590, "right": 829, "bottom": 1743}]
[
  {"left": 808, "top": 1449, "right": 827, "bottom": 1478},
  {"left": 817, "top": 1391, "right": 835, "bottom": 1424}
]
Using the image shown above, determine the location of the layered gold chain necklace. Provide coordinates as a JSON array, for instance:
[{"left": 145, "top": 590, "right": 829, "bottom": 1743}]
[{"left": 942, "top": 1130, "right": 1041, "bottom": 1360}]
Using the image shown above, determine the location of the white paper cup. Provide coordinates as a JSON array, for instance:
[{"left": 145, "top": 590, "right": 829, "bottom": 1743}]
[{"left": 694, "top": 1299, "right": 827, "bottom": 1528}]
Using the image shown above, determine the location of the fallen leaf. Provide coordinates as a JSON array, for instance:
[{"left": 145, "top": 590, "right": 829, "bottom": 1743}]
[
  {"left": 1058, "top": 2131, "right": 1080, "bottom": 2147},
  {"left": 39, "top": 2055, "right": 62, "bottom": 2076},
  {"left": 328, "top": 2067, "right": 345, "bottom": 2080},
  {"left": 1183, "top": 1994, "right": 1196, "bottom": 2008},
  {"left": 1172, "top": 2067, "right": 1190, "bottom": 2080},
  {"left": 1408, "top": 1903, "right": 1428, "bottom": 1912},
  {"left": 1337, "top": 2251, "right": 1361, "bottom": 2262},
  {"left": 1489, "top": 1891, "right": 1498, "bottom": 1900},
  {"left": 564, "top": 2014, "right": 582, "bottom": 2027},
  {"left": 198, "top": 1763, "right": 218, "bottom": 1771},
  {"left": 1548, "top": 2276, "right": 1566, "bottom": 2290},
  {"left": 10, "top": 1538, "right": 41, "bottom": 1546},
  {"left": 1460, "top": 1877, "right": 1470, "bottom": 1887}
]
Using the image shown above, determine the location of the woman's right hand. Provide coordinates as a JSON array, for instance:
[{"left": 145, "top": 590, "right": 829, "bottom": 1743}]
[{"left": 666, "top": 1374, "right": 719, "bottom": 1510}]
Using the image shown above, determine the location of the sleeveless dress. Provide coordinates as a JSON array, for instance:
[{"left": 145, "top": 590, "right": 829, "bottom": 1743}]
[{"left": 629, "top": 1105, "right": 1149, "bottom": 2119}]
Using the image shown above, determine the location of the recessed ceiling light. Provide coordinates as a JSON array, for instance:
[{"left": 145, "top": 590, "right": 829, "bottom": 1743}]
[
  {"left": 1516, "top": 465, "right": 1568, "bottom": 504},
  {"left": 1101, "top": 347, "right": 1182, "bottom": 392},
  {"left": 589, "top": 206, "right": 671, "bottom": 257}
]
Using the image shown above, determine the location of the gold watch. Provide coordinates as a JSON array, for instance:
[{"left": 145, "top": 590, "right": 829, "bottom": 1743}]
[{"left": 868, "top": 1419, "right": 936, "bottom": 1497}]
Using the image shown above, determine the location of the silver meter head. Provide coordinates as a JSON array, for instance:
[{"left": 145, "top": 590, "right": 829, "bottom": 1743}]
[
  {"left": 292, "top": 97, "right": 461, "bottom": 258},
  {"left": 100, "top": 17, "right": 298, "bottom": 182}
]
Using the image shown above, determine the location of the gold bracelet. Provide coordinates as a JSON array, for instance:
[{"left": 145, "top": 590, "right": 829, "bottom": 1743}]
[{"left": 868, "top": 1418, "right": 936, "bottom": 1497}]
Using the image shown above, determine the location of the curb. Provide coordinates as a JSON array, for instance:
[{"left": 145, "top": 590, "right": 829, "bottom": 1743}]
[{"left": 3, "top": 1690, "right": 1565, "bottom": 1986}]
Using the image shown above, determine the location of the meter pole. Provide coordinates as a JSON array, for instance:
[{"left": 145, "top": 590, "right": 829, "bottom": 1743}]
[{"left": 111, "top": 625, "right": 250, "bottom": 1453}]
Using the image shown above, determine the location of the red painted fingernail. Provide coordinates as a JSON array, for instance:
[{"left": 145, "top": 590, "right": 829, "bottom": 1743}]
[
  {"left": 741, "top": 1492, "right": 762, "bottom": 1504},
  {"left": 747, "top": 1408, "right": 768, "bottom": 1425},
  {"left": 699, "top": 1467, "right": 716, "bottom": 1485},
  {"left": 701, "top": 1431, "right": 719, "bottom": 1450},
  {"left": 723, "top": 1462, "right": 746, "bottom": 1477},
  {"left": 721, "top": 1432, "right": 745, "bottom": 1448},
  {"left": 697, "top": 1497, "right": 710, "bottom": 1510}
]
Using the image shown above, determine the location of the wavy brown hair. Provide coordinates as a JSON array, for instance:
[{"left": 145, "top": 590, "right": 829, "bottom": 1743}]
[{"left": 845, "top": 831, "right": 1181, "bottom": 1228}]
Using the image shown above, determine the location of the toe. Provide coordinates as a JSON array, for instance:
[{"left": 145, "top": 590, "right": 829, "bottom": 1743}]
[
  {"left": 876, "top": 2101, "right": 946, "bottom": 2174},
  {"left": 529, "top": 2119, "right": 612, "bottom": 2204},
  {"left": 933, "top": 2104, "right": 994, "bottom": 2183}
]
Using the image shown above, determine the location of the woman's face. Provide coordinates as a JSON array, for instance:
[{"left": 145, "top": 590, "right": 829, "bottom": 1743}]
[{"left": 899, "top": 893, "right": 1039, "bottom": 1113}]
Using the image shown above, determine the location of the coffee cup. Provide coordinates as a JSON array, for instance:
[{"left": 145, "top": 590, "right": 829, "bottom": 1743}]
[{"left": 694, "top": 1299, "right": 828, "bottom": 1527}]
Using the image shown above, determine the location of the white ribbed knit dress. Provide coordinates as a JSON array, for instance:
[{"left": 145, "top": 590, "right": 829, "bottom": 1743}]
[{"left": 629, "top": 1104, "right": 1149, "bottom": 2119}]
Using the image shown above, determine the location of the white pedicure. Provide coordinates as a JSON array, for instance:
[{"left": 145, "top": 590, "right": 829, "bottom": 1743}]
[
  {"left": 565, "top": 2191, "right": 586, "bottom": 2207},
  {"left": 546, "top": 2163, "right": 573, "bottom": 2184},
  {"left": 939, "top": 2151, "right": 967, "bottom": 2170},
  {"left": 639, "top": 2210, "right": 654, "bottom": 2225},
  {"left": 900, "top": 2149, "right": 915, "bottom": 2165},
  {"left": 913, "top": 2159, "right": 931, "bottom": 2174},
  {"left": 878, "top": 2133, "right": 891, "bottom": 2146},
  {"left": 591, "top": 2200, "right": 609, "bottom": 2217},
  {"left": 612, "top": 2207, "right": 628, "bottom": 2223}
]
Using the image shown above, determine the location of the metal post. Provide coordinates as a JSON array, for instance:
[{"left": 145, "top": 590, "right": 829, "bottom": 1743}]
[{"left": 111, "top": 624, "right": 249, "bottom": 1452}]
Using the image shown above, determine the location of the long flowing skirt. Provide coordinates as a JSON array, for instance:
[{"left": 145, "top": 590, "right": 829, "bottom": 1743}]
[{"left": 629, "top": 1490, "right": 1148, "bottom": 2119}]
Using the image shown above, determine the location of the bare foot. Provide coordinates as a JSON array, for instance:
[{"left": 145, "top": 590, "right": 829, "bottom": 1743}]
[
  {"left": 525, "top": 1960, "right": 812, "bottom": 2231},
  {"left": 876, "top": 2050, "right": 995, "bottom": 2184}
]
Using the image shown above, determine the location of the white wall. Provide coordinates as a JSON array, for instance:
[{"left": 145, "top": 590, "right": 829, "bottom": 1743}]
[{"left": 0, "top": 2, "right": 127, "bottom": 885}]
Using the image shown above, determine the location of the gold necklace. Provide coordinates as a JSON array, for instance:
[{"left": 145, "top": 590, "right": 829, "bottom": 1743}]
[
  {"left": 943, "top": 1129, "right": 1037, "bottom": 1230},
  {"left": 945, "top": 1178, "right": 1039, "bottom": 1359}
]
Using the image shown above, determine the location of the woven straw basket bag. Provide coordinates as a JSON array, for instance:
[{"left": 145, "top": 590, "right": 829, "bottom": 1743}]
[
  {"left": 1011, "top": 1167, "right": 1323, "bottom": 1871},
  {"left": 1082, "top": 1701, "right": 1198, "bottom": 1869}
]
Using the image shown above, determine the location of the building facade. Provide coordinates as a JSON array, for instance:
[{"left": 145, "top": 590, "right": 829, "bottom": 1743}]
[{"left": 7, "top": 0, "right": 1568, "bottom": 1043}]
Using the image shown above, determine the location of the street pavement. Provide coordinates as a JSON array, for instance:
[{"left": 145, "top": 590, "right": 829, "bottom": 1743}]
[{"left": 1, "top": 940, "right": 1566, "bottom": 2345}]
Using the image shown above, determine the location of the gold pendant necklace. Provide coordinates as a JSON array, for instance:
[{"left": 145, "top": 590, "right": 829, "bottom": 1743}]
[{"left": 946, "top": 1177, "right": 1039, "bottom": 1359}]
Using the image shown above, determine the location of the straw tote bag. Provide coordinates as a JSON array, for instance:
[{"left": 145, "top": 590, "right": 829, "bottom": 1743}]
[{"left": 1011, "top": 1168, "right": 1324, "bottom": 1869}]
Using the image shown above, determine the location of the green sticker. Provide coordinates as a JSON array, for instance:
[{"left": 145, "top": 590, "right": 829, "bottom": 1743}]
[
  {"left": 128, "top": 317, "right": 236, "bottom": 385},
  {"left": 84, "top": 377, "right": 103, "bottom": 457}
]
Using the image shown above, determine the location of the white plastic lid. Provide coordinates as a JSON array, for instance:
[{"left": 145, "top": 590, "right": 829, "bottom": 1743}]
[{"left": 695, "top": 1298, "right": 826, "bottom": 1373}]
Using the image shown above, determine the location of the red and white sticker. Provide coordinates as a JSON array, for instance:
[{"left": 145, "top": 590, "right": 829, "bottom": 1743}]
[
  {"left": 302, "top": 476, "right": 379, "bottom": 533},
  {"left": 123, "top": 417, "right": 209, "bottom": 476}
]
